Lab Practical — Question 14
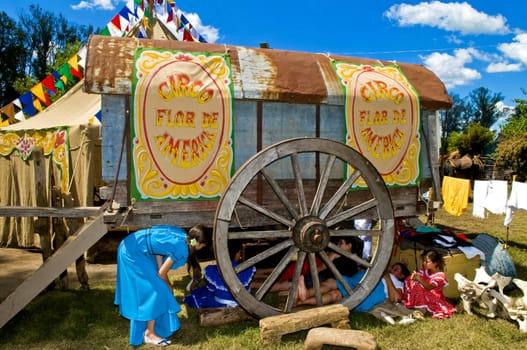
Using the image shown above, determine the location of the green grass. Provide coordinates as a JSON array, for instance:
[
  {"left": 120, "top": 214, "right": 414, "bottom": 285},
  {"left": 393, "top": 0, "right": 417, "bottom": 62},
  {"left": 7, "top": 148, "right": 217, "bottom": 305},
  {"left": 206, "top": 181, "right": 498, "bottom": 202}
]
[{"left": 1, "top": 204, "right": 527, "bottom": 349}]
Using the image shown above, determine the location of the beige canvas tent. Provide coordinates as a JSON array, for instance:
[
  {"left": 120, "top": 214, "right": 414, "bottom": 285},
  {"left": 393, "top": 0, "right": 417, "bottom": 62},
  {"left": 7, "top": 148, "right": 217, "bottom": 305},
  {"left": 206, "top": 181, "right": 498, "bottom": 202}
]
[{"left": 0, "top": 82, "right": 102, "bottom": 248}]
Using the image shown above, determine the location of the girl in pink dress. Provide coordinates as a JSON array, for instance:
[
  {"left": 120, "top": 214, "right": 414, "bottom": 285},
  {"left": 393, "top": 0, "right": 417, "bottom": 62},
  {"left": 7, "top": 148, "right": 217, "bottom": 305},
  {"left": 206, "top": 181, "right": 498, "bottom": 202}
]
[{"left": 403, "top": 249, "right": 455, "bottom": 319}]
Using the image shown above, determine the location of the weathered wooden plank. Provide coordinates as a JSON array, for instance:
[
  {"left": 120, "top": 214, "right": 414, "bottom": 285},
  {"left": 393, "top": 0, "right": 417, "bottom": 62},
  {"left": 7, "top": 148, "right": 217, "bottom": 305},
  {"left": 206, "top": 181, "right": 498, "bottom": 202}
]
[
  {"left": 304, "top": 327, "right": 377, "bottom": 350},
  {"left": 259, "top": 304, "right": 350, "bottom": 344},
  {"left": 0, "top": 207, "right": 102, "bottom": 218},
  {"left": 0, "top": 215, "right": 107, "bottom": 329}
]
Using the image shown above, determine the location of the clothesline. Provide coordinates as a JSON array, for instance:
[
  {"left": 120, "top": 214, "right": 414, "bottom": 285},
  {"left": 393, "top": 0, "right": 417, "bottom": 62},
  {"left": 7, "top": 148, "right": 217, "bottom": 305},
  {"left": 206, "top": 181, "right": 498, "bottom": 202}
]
[{"left": 441, "top": 177, "right": 527, "bottom": 227}]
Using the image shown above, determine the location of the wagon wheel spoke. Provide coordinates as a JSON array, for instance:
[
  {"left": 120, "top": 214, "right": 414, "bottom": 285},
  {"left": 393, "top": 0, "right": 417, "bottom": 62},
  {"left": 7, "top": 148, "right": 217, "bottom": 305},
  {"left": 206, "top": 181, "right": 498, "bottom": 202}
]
[
  {"left": 251, "top": 245, "right": 298, "bottom": 300},
  {"left": 319, "top": 168, "right": 362, "bottom": 220},
  {"left": 325, "top": 198, "right": 378, "bottom": 227},
  {"left": 260, "top": 168, "right": 300, "bottom": 221},
  {"left": 291, "top": 152, "right": 308, "bottom": 217},
  {"left": 234, "top": 239, "right": 294, "bottom": 274},
  {"left": 326, "top": 241, "right": 372, "bottom": 269},
  {"left": 228, "top": 229, "right": 292, "bottom": 240},
  {"left": 238, "top": 195, "right": 294, "bottom": 227},
  {"left": 307, "top": 252, "right": 323, "bottom": 306},
  {"left": 284, "top": 251, "right": 307, "bottom": 312},
  {"left": 310, "top": 154, "right": 336, "bottom": 216}
]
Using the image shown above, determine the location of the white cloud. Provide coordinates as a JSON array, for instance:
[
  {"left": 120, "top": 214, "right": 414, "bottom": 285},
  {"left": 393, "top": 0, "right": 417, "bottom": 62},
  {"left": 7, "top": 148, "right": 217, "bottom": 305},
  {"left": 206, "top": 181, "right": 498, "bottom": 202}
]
[
  {"left": 498, "top": 33, "right": 527, "bottom": 66},
  {"left": 71, "top": 0, "right": 119, "bottom": 10},
  {"left": 183, "top": 12, "right": 220, "bottom": 43},
  {"left": 420, "top": 48, "right": 481, "bottom": 88},
  {"left": 385, "top": 1, "right": 510, "bottom": 35},
  {"left": 486, "top": 62, "right": 523, "bottom": 73}
]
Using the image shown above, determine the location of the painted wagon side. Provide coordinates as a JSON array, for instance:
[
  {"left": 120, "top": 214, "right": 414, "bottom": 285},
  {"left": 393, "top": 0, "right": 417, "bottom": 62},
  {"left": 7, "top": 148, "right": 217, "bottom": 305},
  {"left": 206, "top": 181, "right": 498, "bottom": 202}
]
[
  {"left": 83, "top": 35, "right": 452, "bottom": 318},
  {"left": 85, "top": 35, "right": 450, "bottom": 225}
]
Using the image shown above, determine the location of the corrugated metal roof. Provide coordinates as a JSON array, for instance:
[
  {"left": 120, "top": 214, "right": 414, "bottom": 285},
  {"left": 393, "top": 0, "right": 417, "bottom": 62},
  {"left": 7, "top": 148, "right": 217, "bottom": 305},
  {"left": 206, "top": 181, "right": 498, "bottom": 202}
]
[{"left": 84, "top": 35, "right": 452, "bottom": 110}]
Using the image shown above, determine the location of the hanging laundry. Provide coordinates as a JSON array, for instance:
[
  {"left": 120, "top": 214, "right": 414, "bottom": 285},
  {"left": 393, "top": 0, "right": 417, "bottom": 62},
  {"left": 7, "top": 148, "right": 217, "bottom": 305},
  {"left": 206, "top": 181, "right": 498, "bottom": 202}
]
[
  {"left": 504, "top": 181, "right": 527, "bottom": 226},
  {"left": 484, "top": 180, "right": 508, "bottom": 214},
  {"left": 472, "top": 180, "right": 487, "bottom": 218},
  {"left": 472, "top": 180, "right": 508, "bottom": 218},
  {"left": 442, "top": 176, "right": 470, "bottom": 216}
]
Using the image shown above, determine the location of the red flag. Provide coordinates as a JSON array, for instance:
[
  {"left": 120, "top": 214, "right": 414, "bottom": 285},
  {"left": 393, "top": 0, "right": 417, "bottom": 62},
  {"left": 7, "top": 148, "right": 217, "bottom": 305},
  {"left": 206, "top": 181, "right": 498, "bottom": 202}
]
[
  {"left": 41, "top": 75, "right": 57, "bottom": 95},
  {"left": 183, "top": 28, "right": 193, "bottom": 41},
  {"left": 111, "top": 14, "right": 121, "bottom": 30}
]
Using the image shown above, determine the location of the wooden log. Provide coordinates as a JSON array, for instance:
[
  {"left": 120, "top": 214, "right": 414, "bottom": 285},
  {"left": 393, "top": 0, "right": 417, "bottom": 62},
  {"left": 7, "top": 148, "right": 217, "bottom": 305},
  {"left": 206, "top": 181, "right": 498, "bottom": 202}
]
[
  {"left": 304, "top": 327, "right": 377, "bottom": 350},
  {"left": 198, "top": 306, "right": 254, "bottom": 326},
  {"left": 259, "top": 304, "right": 350, "bottom": 344}
]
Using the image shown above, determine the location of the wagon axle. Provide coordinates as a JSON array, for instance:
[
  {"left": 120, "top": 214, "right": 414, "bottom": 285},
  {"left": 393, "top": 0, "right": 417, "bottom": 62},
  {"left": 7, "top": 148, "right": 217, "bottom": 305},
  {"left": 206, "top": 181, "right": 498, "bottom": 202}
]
[{"left": 292, "top": 216, "right": 330, "bottom": 253}]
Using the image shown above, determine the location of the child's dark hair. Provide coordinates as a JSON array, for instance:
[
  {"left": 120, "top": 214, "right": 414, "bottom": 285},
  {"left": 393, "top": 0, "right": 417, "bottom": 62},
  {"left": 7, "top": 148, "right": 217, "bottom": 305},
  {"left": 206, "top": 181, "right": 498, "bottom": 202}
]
[
  {"left": 421, "top": 249, "right": 445, "bottom": 270},
  {"left": 187, "top": 224, "right": 208, "bottom": 279},
  {"left": 394, "top": 262, "right": 411, "bottom": 279},
  {"left": 331, "top": 236, "right": 364, "bottom": 257}
]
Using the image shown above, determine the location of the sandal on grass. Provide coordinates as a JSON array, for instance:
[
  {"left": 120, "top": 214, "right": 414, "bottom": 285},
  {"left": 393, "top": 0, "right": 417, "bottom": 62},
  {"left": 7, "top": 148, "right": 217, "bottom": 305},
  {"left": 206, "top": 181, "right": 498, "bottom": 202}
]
[{"left": 144, "top": 335, "right": 172, "bottom": 347}]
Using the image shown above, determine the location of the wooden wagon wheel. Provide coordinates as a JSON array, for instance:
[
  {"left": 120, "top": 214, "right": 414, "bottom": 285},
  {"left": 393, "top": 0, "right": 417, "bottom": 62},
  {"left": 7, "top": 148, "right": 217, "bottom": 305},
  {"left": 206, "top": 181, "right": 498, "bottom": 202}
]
[{"left": 213, "top": 137, "right": 395, "bottom": 319}]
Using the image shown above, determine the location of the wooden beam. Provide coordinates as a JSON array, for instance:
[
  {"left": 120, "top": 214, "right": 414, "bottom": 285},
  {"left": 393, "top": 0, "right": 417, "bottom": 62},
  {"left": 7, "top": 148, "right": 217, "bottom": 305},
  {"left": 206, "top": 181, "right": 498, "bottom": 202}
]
[
  {"left": 0, "top": 214, "right": 107, "bottom": 329},
  {"left": 0, "top": 206, "right": 102, "bottom": 218}
]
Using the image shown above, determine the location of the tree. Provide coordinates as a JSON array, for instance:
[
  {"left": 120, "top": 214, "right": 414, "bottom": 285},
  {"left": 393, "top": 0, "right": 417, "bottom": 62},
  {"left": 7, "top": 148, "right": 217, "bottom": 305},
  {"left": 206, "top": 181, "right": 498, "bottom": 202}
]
[
  {"left": 495, "top": 133, "right": 527, "bottom": 182},
  {"left": 17, "top": 4, "right": 93, "bottom": 81},
  {"left": 446, "top": 122, "right": 494, "bottom": 156},
  {"left": 440, "top": 93, "right": 466, "bottom": 136},
  {"left": 0, "top": 11, "right": 27, "bottom": 106},
  {"left": 495, "top": 90, "right": 527, "bottom": 180},
  {"left": 500, "top": 90, "right": 527, "bottom": 140},
  {"left": 466, "top": 87, "right": 504, "bottom": 129}
]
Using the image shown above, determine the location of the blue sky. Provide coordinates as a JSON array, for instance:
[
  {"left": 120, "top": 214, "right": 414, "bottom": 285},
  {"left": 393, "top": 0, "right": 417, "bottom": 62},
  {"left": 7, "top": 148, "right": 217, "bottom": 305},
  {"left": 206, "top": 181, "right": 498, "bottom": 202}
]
[{"left": 3, "top": 0, "right": 526, "bottom": 111}]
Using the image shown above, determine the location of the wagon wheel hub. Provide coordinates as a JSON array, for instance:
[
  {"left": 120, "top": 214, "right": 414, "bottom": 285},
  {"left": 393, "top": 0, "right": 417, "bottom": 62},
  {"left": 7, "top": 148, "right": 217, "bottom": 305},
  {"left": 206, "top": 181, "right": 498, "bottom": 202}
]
[{"left": 292, "top": 216, "right": 330, "bottom": 253}]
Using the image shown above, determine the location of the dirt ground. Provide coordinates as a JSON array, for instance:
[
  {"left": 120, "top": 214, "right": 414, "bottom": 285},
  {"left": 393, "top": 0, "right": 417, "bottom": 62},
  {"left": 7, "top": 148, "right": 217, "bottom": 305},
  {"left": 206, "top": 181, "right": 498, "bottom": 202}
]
[{"left": 0, "top": 247, "right": 118, "bottom": 302}]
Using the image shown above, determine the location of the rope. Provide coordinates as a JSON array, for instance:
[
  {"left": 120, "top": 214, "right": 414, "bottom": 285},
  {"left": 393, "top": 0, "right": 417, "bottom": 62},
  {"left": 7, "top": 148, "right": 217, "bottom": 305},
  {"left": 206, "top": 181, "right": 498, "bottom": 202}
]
[{"left": 233, "top": 206, "right": 247, "bottom": 230}]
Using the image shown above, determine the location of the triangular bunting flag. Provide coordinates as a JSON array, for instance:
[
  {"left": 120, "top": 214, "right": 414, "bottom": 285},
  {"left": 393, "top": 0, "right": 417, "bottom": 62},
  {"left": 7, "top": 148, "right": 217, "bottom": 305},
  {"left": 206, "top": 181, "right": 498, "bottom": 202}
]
[
  {"left": 12, "top": 98, "right": 22, "bottom": 111},
  {"left": 70, "top": 66, "right": 83, "bottom": 80},
  {"left": 41, "top": 75, "right": 57, "bottom": 95},
  {"left": 55, "top": 79, "right": 65, "bottom": 92},
  {"left": 111, "top": 14, "right": 122, "bottom": 30},
  {"left": 58, "top": 63, "right": 75, "bottom": 84},
  {"left": 19, "top": 92, "right": 37, "bottom": 117},
  {"left": 30, "top": 83, "right": 52, "bottom": 106},
  {"left": 33, "top": 98, "right": 43, "bottom": 113},
  {"left": 67, "top": 55, "right": 80, "bottom": 74},
  {"left": 183, "top": 28, "right": 193, "bottom": 41},
  {"left": 77, "top": 46, "right": 87, "bottom": 69},
  {"left": 0, "top": 103, "right": 15, "bottom": 120},
  {"left": 99, "top": 26, "right": 111, "bottom": 36},
  {"left": 166, "top": 3, "right": 174, "bottom": 22},
  {"left": 14, "top": 110, "right": 27, "bottom": 122}
]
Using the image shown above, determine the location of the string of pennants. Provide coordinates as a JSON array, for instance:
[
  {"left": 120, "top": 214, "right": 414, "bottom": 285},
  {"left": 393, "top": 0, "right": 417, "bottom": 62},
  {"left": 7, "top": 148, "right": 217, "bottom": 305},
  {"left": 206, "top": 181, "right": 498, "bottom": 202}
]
[{"left": 0, "top": 0, "right": 206, "bottom": 126}]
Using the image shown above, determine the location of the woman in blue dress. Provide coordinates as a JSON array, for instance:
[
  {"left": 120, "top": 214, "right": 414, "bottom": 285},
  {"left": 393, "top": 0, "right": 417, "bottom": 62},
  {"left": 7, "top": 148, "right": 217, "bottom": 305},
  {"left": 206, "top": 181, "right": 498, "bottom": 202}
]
[{"left": 114, "top": 224, "right": 208, "bottom": 346}]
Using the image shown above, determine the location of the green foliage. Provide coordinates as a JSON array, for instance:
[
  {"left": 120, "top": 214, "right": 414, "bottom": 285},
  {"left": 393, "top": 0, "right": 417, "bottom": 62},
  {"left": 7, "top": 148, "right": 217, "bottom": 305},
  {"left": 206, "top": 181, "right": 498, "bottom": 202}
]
[
  {"left": 446, "top": 122, "right": 494, "bottom": 155},
  {"left": 501, "top": 94, "right": 527, "bottom": 140},
  {"left": 495, "top": 132, "right": 527, "bottom": 181},
  {"left": 444, "top": 87, "right": 504, "bottom": 145},
  {"left": 12, "top": 75, "right": 39, "bottom": 96},
  {"left": 495, "top": 92, "right": 527, "bottom": 180},
  {"left": 17, "top": 4, "right": 93, "bottom": 81},
  {"left": 0, "top": 11, "right": 27, "bottom": 106}
]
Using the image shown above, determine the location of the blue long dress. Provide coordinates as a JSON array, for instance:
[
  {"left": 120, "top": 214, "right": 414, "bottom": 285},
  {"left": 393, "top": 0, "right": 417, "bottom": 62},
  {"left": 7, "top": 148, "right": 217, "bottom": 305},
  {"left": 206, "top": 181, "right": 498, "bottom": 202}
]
[{"left": 114, "top": 225, "right": 189, "bottom": 346}]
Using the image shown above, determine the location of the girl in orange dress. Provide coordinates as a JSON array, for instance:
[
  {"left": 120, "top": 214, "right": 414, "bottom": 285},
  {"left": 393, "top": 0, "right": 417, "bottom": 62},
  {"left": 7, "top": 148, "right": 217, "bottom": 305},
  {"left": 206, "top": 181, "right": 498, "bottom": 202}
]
[{"left": 403, "top": 249, "right": 455, "bottom": 319}]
